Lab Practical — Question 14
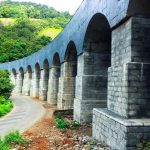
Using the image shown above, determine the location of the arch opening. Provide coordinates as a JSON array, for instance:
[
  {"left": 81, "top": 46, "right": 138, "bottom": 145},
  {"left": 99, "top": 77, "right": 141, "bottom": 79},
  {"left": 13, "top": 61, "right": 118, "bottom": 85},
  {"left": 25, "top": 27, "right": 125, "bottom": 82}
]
[
  {"left": 11, "top": 68, "right": 17, "bottom": 85},
  {"left": 40, "top": 59, "right": 49, "bottom": 100},
  {"left": 47, "top": 53, "right": 60, "bottom": 104},
  {"left": 74, "top": 13, "right": 111, "bottom": 123},
  {"left": 61, "top": 41, "right": 77, "bottom": 109},
  {"left": 127, "top": 0, "right": 150, "bottom": 17},
  {"left": 18, "top": 67, "right": 24, "bottom": 94},
  {"left": 23, "top": 65, "right": 32, "bottom": 96},
  {"left": 33, "top": 63, "right": 41, "bottom": 98}
]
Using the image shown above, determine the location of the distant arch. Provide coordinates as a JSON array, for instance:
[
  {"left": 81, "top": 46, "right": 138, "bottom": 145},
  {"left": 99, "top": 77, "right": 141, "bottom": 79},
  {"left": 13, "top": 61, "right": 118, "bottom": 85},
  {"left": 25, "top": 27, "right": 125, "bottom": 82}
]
[
  {"left": 53, "top": 53, "right": 60, "bottom": 67},
  {"left": 33, "top": 63, "right": 41, "bottom": 98},
  {"left": 47, "top": 53, "right": 61, "bottom": 105},
  {"left": 40, "top": 59, "right": 49, "bottom": 100},
  {"left": 18, "top": 67, "right": 24, "bottom": 94},
  {"left": 127, "top": 0, "right": 150, "bottom": 16},
  {"left": 11, "top": 68, "right": 17, "bottom": 85},
  {"left": 26, "top": 65, "right": 32, "bottom": 79}
]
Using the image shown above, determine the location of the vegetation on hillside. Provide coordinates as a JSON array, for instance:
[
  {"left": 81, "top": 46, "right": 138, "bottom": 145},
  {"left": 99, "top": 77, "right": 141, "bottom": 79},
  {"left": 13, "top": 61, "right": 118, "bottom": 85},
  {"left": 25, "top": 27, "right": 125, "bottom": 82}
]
[
  {"left": 0, "top": 1, "right": 71, "bottom": 63},
  {"left": 0, "top": 70, "right": 14, "bottom": 117}
]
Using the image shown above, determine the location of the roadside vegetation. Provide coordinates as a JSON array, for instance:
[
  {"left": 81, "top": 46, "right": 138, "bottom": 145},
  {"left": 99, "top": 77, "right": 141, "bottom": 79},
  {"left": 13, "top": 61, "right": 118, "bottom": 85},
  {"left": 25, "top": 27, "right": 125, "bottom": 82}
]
[
  {"left": 0, "top": 131, "right": 29, "bottom": 150},
  {"left": 0, "top": 1, "right": 71, "bottom": 63},
  {"left": 55, "top": 111, "right": 79, "bottom": 130},
  {"left": 0, "top": 70, "right": 14, "bottom": 117}
]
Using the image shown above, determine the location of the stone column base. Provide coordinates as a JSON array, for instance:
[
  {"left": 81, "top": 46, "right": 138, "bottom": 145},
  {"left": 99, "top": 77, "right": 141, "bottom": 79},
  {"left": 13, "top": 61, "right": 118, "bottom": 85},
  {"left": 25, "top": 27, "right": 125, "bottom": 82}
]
[
  {"left": 93, "top": 108, "right": 150, "bottom": 150},
  {"left": 74, "top": 98, "right": 106, "bottom": 123}
]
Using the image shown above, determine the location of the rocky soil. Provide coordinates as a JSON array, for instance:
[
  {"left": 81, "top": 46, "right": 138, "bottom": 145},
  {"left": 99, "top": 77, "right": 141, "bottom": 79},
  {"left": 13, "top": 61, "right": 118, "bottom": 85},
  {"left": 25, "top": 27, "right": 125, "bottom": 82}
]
[{"left": 15, "top": 100, "right": 110, "bottom": 150}]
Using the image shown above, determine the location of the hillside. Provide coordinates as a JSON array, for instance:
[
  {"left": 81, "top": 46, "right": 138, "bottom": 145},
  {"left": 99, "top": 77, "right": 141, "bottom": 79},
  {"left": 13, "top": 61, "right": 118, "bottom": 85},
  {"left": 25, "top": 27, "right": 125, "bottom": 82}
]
[{"left": 0, "top": 1, "right": 71, "bottom": 63}]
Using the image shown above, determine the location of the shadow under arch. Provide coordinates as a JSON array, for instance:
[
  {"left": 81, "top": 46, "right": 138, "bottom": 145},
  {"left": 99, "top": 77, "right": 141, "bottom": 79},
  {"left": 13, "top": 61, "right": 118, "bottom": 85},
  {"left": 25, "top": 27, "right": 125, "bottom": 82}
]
[
  {"left": 39, "top": 59, "right": 49, "bottom": 101},
  {"left": 127, "top": 0, "right": 150, "bottom": 16},
  {"left": 23, "top": 65, "right": 32, "bottom": 96},
  {"left": 32, "top": 63, "right": 41, "bottom": 99},
  {"left": 17, "top": 67, "right": 24, "bottom": 94},
  {"left": 74, "top": 13, "right": 111, "bottom": 123},
  {"left": 57, "top": 41, "right": 77, "bottom": 109},
  {"left": 47, "top": 53, "right": 61, "bottom": 105},
  {"left": 11, "top": 68, "right": 17, "bottom": 85}
]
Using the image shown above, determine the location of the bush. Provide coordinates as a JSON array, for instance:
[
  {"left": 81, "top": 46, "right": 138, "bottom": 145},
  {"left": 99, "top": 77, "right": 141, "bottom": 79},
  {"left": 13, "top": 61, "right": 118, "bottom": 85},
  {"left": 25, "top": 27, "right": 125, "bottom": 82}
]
[
  {"left": 0, "top": 70, "right": 14, "bottom": 99},
  {"left": 4, "top": 131, "right": 29, "bottom": 146},
  {"left": 55, "top": 118, "right": 69, "bottom": 129},
  {"left": 0, "top": 139, "right": 9, "bottom": 150},
  {"left": 0, "top": 96, "right": 13, "bottom": 117}
]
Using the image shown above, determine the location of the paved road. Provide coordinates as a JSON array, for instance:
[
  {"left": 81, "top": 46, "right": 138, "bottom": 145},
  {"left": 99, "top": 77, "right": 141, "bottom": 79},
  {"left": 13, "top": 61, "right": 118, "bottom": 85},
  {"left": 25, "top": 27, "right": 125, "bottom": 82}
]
[{"left": 0, "top": 95, "right": 45, "bottom": 137}]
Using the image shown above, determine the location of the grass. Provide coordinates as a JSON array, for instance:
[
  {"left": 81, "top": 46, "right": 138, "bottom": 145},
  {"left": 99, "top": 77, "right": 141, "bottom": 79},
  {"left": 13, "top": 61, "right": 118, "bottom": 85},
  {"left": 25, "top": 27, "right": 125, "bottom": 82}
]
[
  {"left": 0, "top": 18, "right": 16, "bottom": 26},
  {"left": 39, "top": 27, "right": 62, "bottom": 40},
  {"left": 0, "top": 131, "right": 29, "bottom": 150},
  {"left": 0, "top": 97, "right": 13, "bottom": 117},
  {"left": 55, "top": 112, "right": 79, "bottom": 130}
]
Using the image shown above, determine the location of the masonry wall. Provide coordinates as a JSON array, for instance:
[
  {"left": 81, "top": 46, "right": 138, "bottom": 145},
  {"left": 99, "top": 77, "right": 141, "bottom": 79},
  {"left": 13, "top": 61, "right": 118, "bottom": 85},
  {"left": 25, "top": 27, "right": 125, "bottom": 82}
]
[
  {"left": 108, "top": 17, "right": 150, "bottom": 118},
  {"left": 93, "top": 108, "right": 150, "bottom": 150}
]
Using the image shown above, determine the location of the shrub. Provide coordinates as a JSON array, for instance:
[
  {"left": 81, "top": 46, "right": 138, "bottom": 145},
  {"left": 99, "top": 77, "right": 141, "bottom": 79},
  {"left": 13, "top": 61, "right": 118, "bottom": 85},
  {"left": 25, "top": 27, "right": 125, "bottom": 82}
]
[
  {"left": 0, "top": 139, "right": 9, "bottom": 150},
  {"left": 4, "top": 131, "right": 29, "bottom": 146},
  {"left": 55, "top": 118, "right": 69, "bottom": 129},
  {"left": 70, "top": 121, "right": 79, "bottom": 130},
  {"left": 0, "top": 70, "right": 14, "bottom": 99},
  {"left": 0, "top": 96, "right": 13, "bottom": 117}
]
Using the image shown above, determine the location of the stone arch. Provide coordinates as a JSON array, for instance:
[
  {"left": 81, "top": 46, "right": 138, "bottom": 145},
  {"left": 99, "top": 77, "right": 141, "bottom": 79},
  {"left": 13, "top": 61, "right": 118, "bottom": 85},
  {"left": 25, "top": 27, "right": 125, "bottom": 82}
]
[
  {"left": 23, "top": 65, "right": 32, "bottom": 96},
  {"left": 47, "top": 53, "right": 61, "bottom": 104},
  {"left": 17, "top": 67, "right": 24, "bottom": 94},
  {"left": 39, "top": 59, "right": 49, "bottom": 100},
  {"left": 11, "top": 68, "right": 17, "bottom": 85},
  {"left": 57, "top": 41, "right": 77, "bottom": 109},
  {"left": 127, "top": 0, "right": 150, "bottom": 16},
  {"left": 74, "top": 13, "right": 111, "bottom": 123},
  {"left": 32, "top": 63, "right": 41, "bottom": 98}
]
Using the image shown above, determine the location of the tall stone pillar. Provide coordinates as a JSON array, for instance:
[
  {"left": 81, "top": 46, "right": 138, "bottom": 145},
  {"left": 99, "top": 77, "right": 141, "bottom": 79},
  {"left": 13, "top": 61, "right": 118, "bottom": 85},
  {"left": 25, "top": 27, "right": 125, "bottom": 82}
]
[
  {"left": 39, "top": 69, "right": 49, "bottom": 100},
  {"left": 93, "top": 16, "right": 150, "bottom": 150},
  {"left": 10, "top": 72, "right": 17, "bottom": 94},
  {"left": 22, "top": 72, "right": 32, "bottom": 96},
  {"left": 57, "top": 61, "right": 76, "bottom": 109},
  {"left": 15, "top": 73, "right": 23, "bottom": 95},
  {"left": 74, "top": 50, "right": 110, "bottom": 123},
  {"left": 47, "top": 66, "right": 60, "bottom": 105},
  {"left": 32, "top": 71, "right": 40, "bottom": 98}
]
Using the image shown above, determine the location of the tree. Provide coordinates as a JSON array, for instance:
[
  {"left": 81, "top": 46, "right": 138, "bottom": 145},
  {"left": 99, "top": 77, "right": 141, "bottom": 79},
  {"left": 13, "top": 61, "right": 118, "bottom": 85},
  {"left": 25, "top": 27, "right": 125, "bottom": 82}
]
[{"left": 0, "top": 70, "right": 14, "bottom": 99}]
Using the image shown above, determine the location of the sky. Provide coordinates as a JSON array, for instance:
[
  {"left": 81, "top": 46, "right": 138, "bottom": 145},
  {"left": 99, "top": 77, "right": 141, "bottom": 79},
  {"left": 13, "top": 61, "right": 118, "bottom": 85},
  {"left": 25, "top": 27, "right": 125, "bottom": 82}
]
[{"left": 0, "top": 0, "right": 83, "bottom": 14}]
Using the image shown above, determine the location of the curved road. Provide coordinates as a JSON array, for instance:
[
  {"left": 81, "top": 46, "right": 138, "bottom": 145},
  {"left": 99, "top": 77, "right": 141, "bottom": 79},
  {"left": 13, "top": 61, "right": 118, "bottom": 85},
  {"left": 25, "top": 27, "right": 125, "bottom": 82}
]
[{"left": 0, "top": 95, "right": 45, "bottom": 137}]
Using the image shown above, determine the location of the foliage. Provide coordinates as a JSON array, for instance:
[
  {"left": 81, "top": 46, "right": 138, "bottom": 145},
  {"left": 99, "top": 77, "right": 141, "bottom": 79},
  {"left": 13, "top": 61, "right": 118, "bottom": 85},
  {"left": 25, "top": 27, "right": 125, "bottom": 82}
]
[
  {"left": 70, "top": 121, "right": 79, "bottom": 130},
  {"left": 55, "top": 112, "right": 79, "bottom": 130},
  {"left": 0, "top": 70, "right": 14, "bottom": 99},
  {"left": 0, "top": 96, "right": 13, "bottom": 117},
  {"left": 0, "top": 131, "right": 29, "bottom": 150},
  {"left": 55, "top": 118, "right": 69, "bottom": 129},
  {"left": 0, "top": 1, "right": 71, "bottom": 63},
  {"left": 4, "top": 131, "right": 29, "bottom": 146},
  {"left": 137, "top": 141, "right": 150, "bottom": 150},
  {"left": 0, "top": 139, "right": 9, "bottom": 150}
]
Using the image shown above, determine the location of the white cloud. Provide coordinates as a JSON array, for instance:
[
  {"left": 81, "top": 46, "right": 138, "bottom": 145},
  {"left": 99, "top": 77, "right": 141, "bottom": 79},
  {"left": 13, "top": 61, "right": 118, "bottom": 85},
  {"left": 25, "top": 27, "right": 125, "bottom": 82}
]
[{"left": 0, "top": 0, "right": 83, "bottom": 14}]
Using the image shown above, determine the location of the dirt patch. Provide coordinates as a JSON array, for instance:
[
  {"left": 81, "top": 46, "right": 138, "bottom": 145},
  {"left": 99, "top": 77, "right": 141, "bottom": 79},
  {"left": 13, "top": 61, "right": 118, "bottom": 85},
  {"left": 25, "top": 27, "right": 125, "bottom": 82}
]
[{"left": 21, "top": 101, "right": 92, "bottom": 150}]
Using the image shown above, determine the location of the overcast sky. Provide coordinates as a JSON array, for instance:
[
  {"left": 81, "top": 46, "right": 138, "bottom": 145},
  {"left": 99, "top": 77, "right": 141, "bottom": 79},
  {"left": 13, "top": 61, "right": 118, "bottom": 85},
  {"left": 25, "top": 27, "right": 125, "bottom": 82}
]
[{"left": 0, "top": 0, "right": 83, "bottom": 14}]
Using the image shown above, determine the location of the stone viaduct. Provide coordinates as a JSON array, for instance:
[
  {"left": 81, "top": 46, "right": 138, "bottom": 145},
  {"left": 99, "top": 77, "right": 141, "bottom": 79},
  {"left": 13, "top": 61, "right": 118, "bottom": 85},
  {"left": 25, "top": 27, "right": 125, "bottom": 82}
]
[{"left": 0, "top": 0, "right": 150, "bottom": 149}]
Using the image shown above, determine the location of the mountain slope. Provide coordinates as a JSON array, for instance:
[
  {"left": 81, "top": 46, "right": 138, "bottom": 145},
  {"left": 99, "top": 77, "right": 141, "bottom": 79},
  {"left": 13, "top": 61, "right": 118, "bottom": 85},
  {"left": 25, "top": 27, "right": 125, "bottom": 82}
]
[{"left": 0, "top": 1, "right": 71, "bottom": 63}]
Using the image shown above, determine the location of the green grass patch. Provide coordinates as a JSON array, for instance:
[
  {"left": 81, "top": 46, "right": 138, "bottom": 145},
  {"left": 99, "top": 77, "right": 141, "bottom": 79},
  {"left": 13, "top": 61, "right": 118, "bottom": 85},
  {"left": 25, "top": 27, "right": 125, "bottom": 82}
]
[
  {"left": 0, "top": 18, "right": 16, "bottom": 26},
  {"left": 54, "top": 112, "right": 79, "bottom": 130},
  {"left": 0, "top": 131, "right": 29, "bottom": 150},
  {"left": 39, "top": 27, "right": 62, "bottom": 40},
  {"left": 4, "top": 131, "right": 29, "bottom": 146},
  {"left": 0, "top": 97, "right": 13, "bottom": 117}
]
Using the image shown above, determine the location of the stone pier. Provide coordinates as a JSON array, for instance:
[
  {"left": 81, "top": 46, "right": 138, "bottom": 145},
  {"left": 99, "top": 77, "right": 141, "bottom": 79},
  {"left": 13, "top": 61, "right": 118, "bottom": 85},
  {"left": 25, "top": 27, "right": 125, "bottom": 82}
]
[{"left": 93, "top": 16, "right": 150, "bottom": 150}]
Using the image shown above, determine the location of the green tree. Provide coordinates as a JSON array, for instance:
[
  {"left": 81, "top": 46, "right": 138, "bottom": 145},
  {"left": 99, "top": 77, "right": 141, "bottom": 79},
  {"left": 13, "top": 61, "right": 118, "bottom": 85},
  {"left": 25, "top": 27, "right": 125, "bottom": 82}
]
[{"left": 0, "top": 70, "right": 14, "bottom": 99}]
